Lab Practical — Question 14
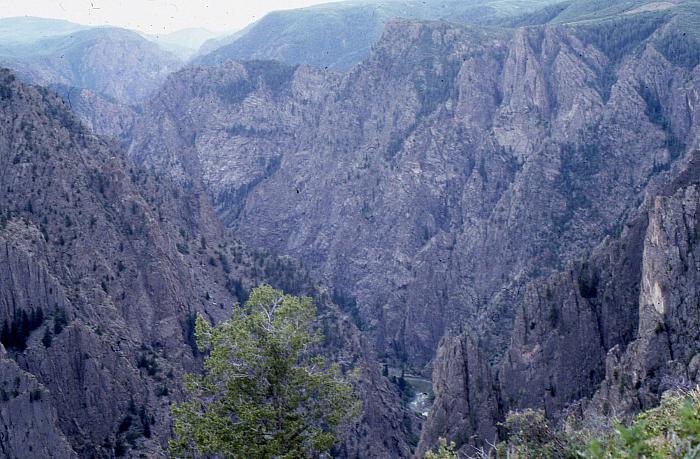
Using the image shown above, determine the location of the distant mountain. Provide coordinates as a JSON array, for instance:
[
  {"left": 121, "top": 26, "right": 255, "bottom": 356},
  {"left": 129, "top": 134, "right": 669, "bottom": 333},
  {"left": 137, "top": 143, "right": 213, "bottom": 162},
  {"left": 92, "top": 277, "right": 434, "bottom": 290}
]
[
  {"left": 0, "top": 16, "right": 89, "bottom": 45},
  {"left": 193, "top": 0, "right": 562, "bottom": 70},
  {"left": 0, "top": 27, "right": 182, "bottom": 105},
  {"left": 147, "top": 27, "right": 221, "bottom": 60},
  {"left": 501, "top": 0, "right": 700, "bottom": 26},
  {"left": 195, "top": 25, "right": 252, "bottom": 58}
]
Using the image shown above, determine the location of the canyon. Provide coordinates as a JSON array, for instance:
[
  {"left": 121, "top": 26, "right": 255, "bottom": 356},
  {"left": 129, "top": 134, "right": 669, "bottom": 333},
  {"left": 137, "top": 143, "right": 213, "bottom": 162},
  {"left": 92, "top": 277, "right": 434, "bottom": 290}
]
[{"left": 0, "top": 0, "right": 699, "bottom": 456}]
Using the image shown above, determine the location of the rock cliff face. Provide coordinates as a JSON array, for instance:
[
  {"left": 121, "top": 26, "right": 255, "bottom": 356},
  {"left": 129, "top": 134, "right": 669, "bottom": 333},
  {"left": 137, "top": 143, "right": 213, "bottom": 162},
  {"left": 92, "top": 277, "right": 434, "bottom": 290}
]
[
  {"left": 48, "top": 84, "right": 138, "bottom": 143},
  {"left": 130, "top": 9, "right": 700, "bottom": 371},
  {"left": 0, "top": 354, "right": 76, "bottom": 458},
  {"left": 589, "top": 166, "right": 700, "bottom": 417},
  {"left": 419, "top": 154, "right": 700, "bottom": 454},
  {"left": 416, "top": 331, "right": 500, "bottom": 457},
  {"left": 0, "top": 69, "right": 413, "bottom": 458}
]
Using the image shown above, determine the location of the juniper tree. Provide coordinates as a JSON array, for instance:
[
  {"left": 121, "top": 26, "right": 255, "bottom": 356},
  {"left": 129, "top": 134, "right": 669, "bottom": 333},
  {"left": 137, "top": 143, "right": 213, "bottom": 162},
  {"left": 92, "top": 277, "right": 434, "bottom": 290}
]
[{"left": 170, "top": 285, "right": 359, "bottom": 458}]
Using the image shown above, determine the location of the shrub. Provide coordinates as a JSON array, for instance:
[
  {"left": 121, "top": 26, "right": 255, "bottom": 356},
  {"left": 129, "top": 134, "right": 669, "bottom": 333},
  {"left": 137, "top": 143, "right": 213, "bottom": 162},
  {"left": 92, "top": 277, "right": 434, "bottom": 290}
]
[
  {"left": 586, "top": 388, "right": 700, "bottom": 458},
  {"left": 496, "top": 409, "right": 581, "bottom": 459},
  {"left": 170, "top": 285, "right": 359, "bottom": 458},
  {"left": 425, "top": 437, "right": 458, "bottom": 458}
]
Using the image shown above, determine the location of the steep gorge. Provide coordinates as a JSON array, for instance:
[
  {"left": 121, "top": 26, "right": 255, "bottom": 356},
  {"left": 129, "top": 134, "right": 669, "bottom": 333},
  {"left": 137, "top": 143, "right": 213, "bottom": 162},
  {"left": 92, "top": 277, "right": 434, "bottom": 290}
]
[
  {"left": 420, "top": 151, "right": 700, "bottom": 455},
  {"left": 0, "top": 69, "right": 413, "bottom": 458},
  {"left": 130, "top": 10, "right": 700, "bottom": 373}
]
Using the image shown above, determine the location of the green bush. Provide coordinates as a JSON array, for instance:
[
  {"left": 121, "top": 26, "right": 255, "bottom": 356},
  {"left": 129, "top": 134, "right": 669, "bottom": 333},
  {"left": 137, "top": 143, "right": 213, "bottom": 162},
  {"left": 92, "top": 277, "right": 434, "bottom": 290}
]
[
  {"left": 426, "top": 437, "right": 458, "bottom": 459},
  {"left": 458, "top": 389, "right": 700, "bottom": 458},
  {"left": 170, "top": 285, "right": 359, "bottom": 458},
  {"left": 495, "top": 409, "right": 582, "bottom": 459},
  {"left": 586, "top": 389, "right": 700, "bottom": 458}
]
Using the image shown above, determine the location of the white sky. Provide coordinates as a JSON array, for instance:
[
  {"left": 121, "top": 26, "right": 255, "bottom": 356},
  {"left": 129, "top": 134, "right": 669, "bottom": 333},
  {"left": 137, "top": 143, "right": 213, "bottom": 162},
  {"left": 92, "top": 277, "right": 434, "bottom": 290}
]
[{"left": 0, "top": 0, "right": 334, "bottom": 35}]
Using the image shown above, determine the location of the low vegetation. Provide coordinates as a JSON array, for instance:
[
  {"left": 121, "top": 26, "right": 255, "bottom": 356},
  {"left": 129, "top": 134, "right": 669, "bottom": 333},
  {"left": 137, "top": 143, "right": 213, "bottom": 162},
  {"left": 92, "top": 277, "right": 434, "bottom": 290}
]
[
  {"left": 587, "top": 388, "right": 700, "bottom": 458},
  {"left": 425, "top": 388, "right": 700, "bottom": 458}
]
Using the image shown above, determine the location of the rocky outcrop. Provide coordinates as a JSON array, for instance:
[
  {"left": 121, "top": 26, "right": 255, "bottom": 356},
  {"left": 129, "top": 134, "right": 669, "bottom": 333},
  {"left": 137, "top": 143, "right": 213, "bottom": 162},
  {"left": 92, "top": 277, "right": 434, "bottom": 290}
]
[
  {"left": 0, "top": 69, "right": 413, "bottom": 458},
  {"left": 420, "top": 151, "right": 700, "bottom": 453},
  {"left": 0, "top": 354, "right": 77, "bottom": 458},
  {"left": 130, "top": 11, "right": 700, "bottom": 371},
  {"left": 416, "top": 331, "right": 500, "bottom": 457},
  {"left": 590, "top": 175, "right": 700, "bottom": 417},
  {"left": 498, "top": 216, "right": 647, "bottom": 417},
  {"left": 48, "top": 84, "right": 138, "bottom": 144},
  {"left": 499, "top": 152, "right": 700, "bottom": 418}
]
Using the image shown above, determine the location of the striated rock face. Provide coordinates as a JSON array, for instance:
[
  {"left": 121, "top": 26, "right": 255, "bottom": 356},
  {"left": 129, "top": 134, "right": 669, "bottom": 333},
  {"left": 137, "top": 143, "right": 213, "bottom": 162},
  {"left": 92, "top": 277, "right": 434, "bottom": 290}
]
[
  {"left": 421, "top": 152, "right": 700, "bottom": 453},
  {"left": 416, "top": 331, "right": 500, "bottom": 457},
  {"left": 130, "top": 12, "right": 700, "bottom": 371},
  {"left": 0, "top": 69, "right": 413, "bottom": 458},
  {"left": 0, "top": 356, "right": 77, "bottom": 458},
  {"left": 498, "top": 216, "right": 648, "bottom": 417},
  {"left": 589, "top": 172, "right": 700, "bottom": 417},
  {"left": 48, "top": 84, "right": 138, "bottom": 144}
]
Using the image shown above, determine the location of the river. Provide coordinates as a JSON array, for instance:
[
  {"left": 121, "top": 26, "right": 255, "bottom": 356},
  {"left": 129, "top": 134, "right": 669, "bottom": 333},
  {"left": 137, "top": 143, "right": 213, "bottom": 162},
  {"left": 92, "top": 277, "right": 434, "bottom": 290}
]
[
  {"left": 405, "top": 375, "right": 433, "bottom": 417},
  {"left": 388, "top": 367, "right": 434, "bottom": 417}
]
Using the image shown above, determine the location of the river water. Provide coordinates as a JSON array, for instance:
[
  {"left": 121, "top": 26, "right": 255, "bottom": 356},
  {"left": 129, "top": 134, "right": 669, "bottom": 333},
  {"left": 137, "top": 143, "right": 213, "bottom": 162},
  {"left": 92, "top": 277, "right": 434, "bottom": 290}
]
[
  {"left": 405, "top": 375, "right": 433, "bottom": 417},
  {"left": 388, "top": 367, "right": 434, "bottom": 417}
]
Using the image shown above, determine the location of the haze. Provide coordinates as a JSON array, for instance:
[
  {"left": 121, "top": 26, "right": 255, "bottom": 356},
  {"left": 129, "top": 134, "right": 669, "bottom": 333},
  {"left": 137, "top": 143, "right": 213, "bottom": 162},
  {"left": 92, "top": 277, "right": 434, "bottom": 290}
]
[{"left": 0, "top": 0, "right": 332, "bottom": 34}]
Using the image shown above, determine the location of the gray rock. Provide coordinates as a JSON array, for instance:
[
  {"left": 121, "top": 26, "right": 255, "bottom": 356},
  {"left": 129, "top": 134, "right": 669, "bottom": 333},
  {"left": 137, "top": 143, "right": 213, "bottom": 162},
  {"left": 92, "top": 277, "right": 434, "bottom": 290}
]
[
  {"left": 130, "top": 15, "right": 700, "bottom": 373},
  {"left": 425, "top": 153, "right": 700, "bottom": 450},
  {"left": 0, "top": 68, "right": 411, "bottom": 457},
  {"left": 416, "top": 331, "right": 500, "bottom": 457}
]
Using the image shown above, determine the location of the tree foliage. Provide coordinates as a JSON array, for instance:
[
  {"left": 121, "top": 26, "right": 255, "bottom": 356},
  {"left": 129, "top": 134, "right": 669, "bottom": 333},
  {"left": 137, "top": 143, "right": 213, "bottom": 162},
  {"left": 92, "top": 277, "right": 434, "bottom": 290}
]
[
  {"left": 586, "top": 389, "right": 700, "bottom": 458},
  {"left": 0, "top": 307, "right": 44, "bottom": 351},
  {"left": 495, "top": 409, "right": 582, "bottom": 459},
  {"left": 425, "top": 437, "right": 458, "bottom": 459},
  {"left": 463, "top": 389, "right": 700, "bottom": 458},
  {"left": 170, "top": 285, "right": 359, "bottom": 458}
]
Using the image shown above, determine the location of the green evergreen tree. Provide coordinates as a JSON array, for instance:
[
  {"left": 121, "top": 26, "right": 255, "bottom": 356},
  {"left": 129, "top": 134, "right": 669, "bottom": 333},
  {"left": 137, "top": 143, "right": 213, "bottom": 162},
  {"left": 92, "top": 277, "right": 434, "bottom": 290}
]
[{"left": 170, "top": 285, "right": 359, "bottom": 458}]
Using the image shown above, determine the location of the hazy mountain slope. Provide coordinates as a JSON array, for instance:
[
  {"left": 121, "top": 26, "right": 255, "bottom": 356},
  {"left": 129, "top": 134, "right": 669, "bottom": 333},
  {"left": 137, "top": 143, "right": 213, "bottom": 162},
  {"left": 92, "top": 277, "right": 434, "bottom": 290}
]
[
  {"left": 147, "top": 28, "right": 220, "bottom": 60},
  {"left": 193, "top": 0, "right": 560, "bottom": 70},
  {"left": 0, "top": 16, "right": 89, "bottom": 45},
  {"left": 195, "top": 25, "right": 252, "bottom": 57},
  {"left": 130, "top": 4, "right": 700, "bottom": 372},
  {"left": 550, "top": 0, "right": 694, "bottom": 23},
  {"left": 0, "top": 69, "right": 414, "bottom": 458},
  {"left": 0, "top": 27, "right": 182, "bottom": 105}
]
